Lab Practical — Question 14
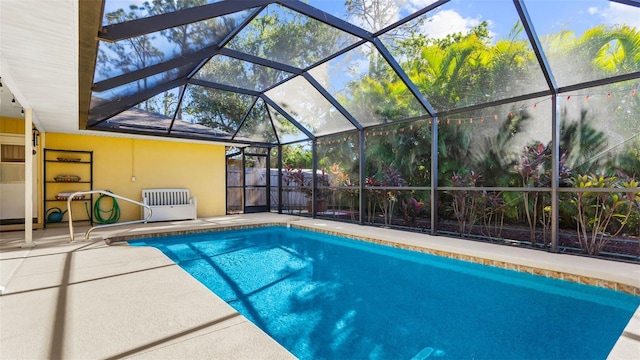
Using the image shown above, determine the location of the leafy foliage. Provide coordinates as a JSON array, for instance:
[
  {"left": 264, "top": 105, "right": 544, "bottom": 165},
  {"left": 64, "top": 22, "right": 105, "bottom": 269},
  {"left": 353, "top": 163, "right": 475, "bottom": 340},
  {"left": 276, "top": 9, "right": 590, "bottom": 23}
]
[
  {"left": 447, "top": 170, "right": 482, "bottom": 237},
  {"left": 568, "top": 174, "right": 637, "bottom": 255}
]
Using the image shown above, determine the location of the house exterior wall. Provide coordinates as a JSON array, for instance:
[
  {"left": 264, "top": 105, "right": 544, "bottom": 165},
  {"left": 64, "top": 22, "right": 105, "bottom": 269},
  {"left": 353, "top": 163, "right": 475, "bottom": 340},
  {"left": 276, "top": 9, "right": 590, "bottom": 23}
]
[
  {"left": 0, "top": 116, "right": 40, "bottom": 230},
  {"left": 45, "top": 133, "right": 226, "bottom": 222},
  {"left": 0, "top": 116, "right": 26, "bottom": 134}
]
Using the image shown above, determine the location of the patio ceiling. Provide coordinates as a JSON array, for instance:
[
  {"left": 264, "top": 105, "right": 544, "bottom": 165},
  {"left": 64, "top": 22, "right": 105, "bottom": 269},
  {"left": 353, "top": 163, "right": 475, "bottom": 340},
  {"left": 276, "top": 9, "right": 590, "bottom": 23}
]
[
  {"left": 2, "top": 0, "right": 639, "bottom": 145},
  {"left": 0, "top": 0, "right": 78, "bottom": 133}
]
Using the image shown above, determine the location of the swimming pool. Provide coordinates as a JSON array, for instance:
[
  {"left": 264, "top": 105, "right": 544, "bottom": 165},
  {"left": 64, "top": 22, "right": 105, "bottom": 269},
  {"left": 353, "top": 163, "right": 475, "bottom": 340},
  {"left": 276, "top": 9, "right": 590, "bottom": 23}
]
[{"left": 129, "top": 226, "right": 640, "bottom": 359}]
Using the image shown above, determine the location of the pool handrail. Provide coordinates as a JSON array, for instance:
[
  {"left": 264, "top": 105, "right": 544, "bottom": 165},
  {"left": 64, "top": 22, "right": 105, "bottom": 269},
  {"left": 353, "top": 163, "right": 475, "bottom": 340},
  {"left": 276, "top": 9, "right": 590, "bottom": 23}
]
[{"left": 67, "top": 190, "right": 152, "bottom": 243}]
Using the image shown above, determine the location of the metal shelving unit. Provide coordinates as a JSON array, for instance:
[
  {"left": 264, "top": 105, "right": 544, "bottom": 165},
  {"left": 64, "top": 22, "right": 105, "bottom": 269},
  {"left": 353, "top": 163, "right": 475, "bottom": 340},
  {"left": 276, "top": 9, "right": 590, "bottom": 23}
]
[{"left": 43, "top": 148, "right": 93, "bottom": 228}]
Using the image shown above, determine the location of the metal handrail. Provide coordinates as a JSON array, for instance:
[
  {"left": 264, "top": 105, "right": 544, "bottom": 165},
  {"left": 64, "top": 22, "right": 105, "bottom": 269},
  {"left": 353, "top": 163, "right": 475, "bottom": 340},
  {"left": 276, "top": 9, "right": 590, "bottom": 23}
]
[{"left": 67, "top": 190, "right": 152, "bottom": 243}]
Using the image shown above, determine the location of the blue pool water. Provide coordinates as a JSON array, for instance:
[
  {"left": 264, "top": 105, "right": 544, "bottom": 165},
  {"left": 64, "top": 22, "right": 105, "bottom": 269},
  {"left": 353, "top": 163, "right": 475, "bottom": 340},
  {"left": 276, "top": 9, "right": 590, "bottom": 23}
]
[{"left": 129, "top": 226, "right": 640, "bottom": 359}]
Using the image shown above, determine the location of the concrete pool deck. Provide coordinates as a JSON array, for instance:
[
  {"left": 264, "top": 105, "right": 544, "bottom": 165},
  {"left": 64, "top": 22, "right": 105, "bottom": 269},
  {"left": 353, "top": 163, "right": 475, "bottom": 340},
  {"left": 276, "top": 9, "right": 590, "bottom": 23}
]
[{"left": 1, "top": 213, "right": 638, "bottom": 359}]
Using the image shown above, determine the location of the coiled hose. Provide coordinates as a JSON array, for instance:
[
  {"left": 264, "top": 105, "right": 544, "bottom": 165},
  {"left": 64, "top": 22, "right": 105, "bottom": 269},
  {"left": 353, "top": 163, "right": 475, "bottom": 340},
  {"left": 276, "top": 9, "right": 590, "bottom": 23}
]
[{"left": 85, "top": 193, "right": 121, "bottom": 224}]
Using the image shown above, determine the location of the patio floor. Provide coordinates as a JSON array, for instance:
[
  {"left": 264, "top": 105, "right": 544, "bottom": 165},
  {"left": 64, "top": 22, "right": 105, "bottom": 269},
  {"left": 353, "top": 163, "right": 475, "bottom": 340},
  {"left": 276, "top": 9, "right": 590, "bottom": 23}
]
[{"left": 1, "top": 213, "right": 638, "bottom": 359}]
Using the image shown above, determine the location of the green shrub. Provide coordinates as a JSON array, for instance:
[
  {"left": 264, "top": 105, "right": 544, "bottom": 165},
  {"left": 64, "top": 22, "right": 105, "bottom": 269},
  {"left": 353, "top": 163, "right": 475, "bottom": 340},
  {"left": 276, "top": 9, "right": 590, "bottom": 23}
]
[{"left": 568, "top": 174, "right": 636, "bottom": 255}]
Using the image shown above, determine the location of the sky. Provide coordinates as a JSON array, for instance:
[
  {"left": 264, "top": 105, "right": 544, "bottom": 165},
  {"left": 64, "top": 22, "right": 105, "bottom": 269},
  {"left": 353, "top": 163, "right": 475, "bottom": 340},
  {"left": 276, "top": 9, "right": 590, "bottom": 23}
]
[
  {"left": 103, "top": 0, "right": 640, "bottom": 38},
  {"left": 307, "top": 0, "right": 640, "bottom": 41},
  {"left": 99, "top": 0, "right": 640, "bottom": 90},
  {"left": 100, "top": 0, "right": 640, "bottom": 76}
]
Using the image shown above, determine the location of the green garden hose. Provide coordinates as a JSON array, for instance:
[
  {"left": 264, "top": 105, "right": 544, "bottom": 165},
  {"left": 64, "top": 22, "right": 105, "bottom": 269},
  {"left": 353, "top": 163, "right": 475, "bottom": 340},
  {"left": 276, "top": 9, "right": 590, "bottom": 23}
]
[{"left": 86, "top": 193, "right": 121, "bottom": 224}]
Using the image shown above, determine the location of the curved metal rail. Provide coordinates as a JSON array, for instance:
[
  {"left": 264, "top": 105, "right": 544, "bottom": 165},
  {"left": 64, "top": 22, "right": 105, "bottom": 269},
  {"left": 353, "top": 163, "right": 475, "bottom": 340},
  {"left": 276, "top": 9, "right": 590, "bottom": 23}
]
[{"left": 67, "top": 190, "right": 152, "bottom": 243}]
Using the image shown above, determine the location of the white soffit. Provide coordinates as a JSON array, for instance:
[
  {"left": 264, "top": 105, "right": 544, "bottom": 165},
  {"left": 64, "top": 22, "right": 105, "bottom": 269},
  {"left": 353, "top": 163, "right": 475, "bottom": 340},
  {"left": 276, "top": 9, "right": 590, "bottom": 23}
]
[{"left": 0, "top": 0, "right": 78, "bottom": 133}]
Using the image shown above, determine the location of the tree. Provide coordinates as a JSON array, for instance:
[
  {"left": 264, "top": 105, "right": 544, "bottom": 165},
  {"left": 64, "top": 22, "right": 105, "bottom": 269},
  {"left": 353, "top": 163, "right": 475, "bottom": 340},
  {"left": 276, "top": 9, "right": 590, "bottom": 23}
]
[
  {"left": 282, "top": 143, "right": 312, "bottom": 170},
  {"left": 99, "top": 4, "right": 164, "bottom": 113},
  {"left": 186, "top": 88, "right": 255, "bottom": 133}
]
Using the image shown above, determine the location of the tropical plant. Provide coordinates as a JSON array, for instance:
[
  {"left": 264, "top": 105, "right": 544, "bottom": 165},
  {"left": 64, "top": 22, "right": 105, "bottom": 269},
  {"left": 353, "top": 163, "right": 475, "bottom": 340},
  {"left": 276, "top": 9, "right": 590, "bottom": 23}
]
[
  {"left": 365, "top": 175, "right": 383, "bottom": 223},
  {"left": 324, "top": 163, "right": 355, "bottom": 218},
  {"left": 283, "top": 164, "right": 304, "bottom": 187},
  {"left": 401, "top": 197, "right": 424, "bottom": 227},
  {"left": 559, "top": 109, "right": 609, "bottom": 174},
  {"left": 470, "top": 110, "right": 532, "bottom": 187},
  {"left": 365, "top": 165, "right": 405, "bottom": 225},
  {"left": 604, "top": 136, "right": 640, "bottom": 180},
  {"left": 517, "top": 142, "right": 551, "bottom": 246},
  {"left": 568, "top": 174, "right": 636, "bottom": 255},
  {"left": 447, "top": 170, "right": 482, "bottom": 237},
  {"left": 380, "top": 166, "right": 406, "bottom": 225},
  {"left": 476, "top": 191, "right": 506, "bottom": 241}
]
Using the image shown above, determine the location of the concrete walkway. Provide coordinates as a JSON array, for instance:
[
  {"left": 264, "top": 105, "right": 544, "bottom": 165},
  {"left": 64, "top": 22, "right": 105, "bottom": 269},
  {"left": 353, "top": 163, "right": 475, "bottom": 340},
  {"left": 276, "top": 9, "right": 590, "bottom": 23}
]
[
  {"left": 1, "top": 213, "right": 638, "bottom": 359},
  {"left": 0, "top": 215, "right": 297, "bottom": 359}
]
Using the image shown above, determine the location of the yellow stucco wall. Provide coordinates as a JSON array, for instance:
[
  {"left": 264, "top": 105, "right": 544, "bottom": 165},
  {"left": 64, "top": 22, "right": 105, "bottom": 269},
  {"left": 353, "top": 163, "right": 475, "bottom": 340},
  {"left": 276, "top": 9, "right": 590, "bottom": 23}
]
[
  {"left": 0, "top": 116, "right": 26, "bottom": 134},
  {"left": 45, "top": 133, "right": 226, "bottom": 222}
]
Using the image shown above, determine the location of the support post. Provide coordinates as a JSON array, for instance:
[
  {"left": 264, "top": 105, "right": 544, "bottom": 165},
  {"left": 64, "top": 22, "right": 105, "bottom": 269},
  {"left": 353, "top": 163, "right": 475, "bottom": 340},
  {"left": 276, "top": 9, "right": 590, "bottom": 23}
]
[
  {"left": 311, "top": 141, "right": 318, "bottom": 218},
  {"left": 241, "top": 148, "right": 246, "bottom": 213},
  {"left": 431, "top": 117, "right": 439, "bottom": 235},
  {"left": 550, "top": 95, "right": 560, "bottom": 252},
  {"left": 277, "top": 145, "right": 283, "bottom": 214},
  {"left": 359, "top": 130, "right": 366, "bottom": 225},
  {"left": 266, "top": 148, "right": 271, "bottom": 213},
  {"left": 22, "top": 108, "right": 36, "bottom": 248}
]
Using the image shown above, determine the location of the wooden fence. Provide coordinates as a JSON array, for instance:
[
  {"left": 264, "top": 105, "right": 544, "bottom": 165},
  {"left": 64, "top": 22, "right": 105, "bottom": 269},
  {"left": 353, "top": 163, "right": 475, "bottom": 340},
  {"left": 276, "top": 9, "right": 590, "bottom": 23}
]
[{"left": 227, "top": 168, "right": 309, "bottom": 210}]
